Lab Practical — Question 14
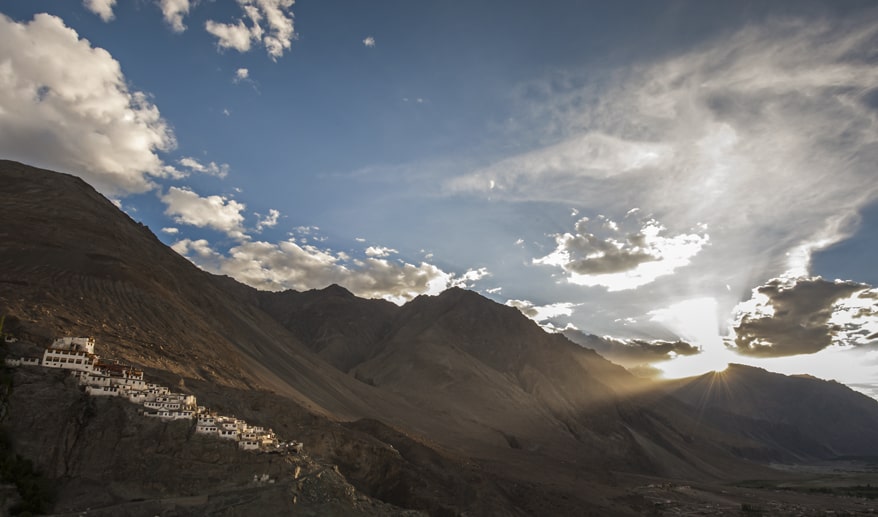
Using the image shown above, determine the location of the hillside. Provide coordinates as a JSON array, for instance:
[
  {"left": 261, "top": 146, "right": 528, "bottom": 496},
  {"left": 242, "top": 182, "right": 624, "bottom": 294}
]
[
  {"left": 665, "top": 364, "right": 878, "bottom": 460},
  {"left": 3, "top": 159, "right": 878, "bottom": 515}
]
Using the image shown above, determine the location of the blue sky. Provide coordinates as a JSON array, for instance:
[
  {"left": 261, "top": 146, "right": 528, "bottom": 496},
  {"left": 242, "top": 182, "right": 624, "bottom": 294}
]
[{"left": 2, "top": 0, "right": 877, "bottom": 394}]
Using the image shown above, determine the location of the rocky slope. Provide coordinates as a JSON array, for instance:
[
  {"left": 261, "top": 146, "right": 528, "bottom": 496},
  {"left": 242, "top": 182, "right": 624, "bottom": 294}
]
[
  {"left": 2, "top": 366, "right": 423, "bottom": 516},
  {"left": 3, "top": 159, "right": 878, "bottom": 515}
]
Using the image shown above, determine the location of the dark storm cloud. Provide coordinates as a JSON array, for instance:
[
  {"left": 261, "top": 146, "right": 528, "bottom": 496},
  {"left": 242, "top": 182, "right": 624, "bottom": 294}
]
[
  {"left": 731, "top": 277, "right": 874, "bottom": 357},
  {"left": 563, "top": 329, "right": 700, "bottom": 366}
]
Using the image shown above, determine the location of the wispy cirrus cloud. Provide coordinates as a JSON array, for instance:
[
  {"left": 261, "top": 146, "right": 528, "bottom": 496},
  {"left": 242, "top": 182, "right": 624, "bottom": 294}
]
[
  {"left": 178, "top": 157, "right": 229, "bottom": 178},
  {"left": 448, "top": 16, "right": 878, "bottom": 307}
]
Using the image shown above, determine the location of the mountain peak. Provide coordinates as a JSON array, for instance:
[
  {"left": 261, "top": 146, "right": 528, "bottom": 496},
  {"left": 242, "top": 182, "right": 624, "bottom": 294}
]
[{"left": 318, "top": 284, "right": 355, "bottom": 297}]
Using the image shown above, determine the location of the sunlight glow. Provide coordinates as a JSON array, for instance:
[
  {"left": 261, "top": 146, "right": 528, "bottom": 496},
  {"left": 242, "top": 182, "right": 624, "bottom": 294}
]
[{"left": 649, "top": 297, "right": 734, "bottom": 378}]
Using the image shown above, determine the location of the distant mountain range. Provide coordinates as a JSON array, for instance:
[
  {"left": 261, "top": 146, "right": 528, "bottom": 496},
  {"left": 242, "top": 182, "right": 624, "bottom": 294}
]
[{"left": 3, "top": 159, "right": 878, "bottom": 516}]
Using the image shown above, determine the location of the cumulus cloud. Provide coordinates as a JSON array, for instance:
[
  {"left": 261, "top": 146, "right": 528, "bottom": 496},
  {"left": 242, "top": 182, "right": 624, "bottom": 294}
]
[
  {"left": 0, "top": 14, "right": 176, "bottom": 196},
  {"left": 534, "top": 216, "right": 708, "bottom": 291},
  {"left": 206, "top": 18, "right": 255, "bottom": 53},
  {"left": 448, "top": 16, "right": 878, "bottom": 303},
  {"left": 178, "top": 157, "right": 229, "bottom": 178},
  {"left": 234, "top": 68, "right": 249, "bottom": 82},
  {"left": 161, "top": 227, "right": 179, "bottom": 234},
  {"left": 362, "top": 36, "right": 375, "bottom": 48},
  {"left": 171, "top": 237, "right": 488, "bottom": 304},
  {"left": 161, "top": 186, "right": 247, "bottom": 239},
  {"left": 159, "top": 0, "right": 191, "bottom": 32},
  {"left": 83, "top": 0, "right": 116, "bottom": 22},
  {"left": 563, "top": 329, "right": 700, "bottom": 367},
  {"left": 205, "top": 0, "right": 296, "bottom": 60},
  {"left": 730, "top": 277, "right": 878, "bottom": 357},
  {"left": 255, "top": 209, "right": 280, "bottom": 231}
]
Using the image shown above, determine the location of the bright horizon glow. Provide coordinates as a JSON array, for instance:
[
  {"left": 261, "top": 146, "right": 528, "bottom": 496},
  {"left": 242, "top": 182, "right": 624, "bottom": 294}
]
[{"left": 649, "top": 297, "right": 734, "bottom": 378}]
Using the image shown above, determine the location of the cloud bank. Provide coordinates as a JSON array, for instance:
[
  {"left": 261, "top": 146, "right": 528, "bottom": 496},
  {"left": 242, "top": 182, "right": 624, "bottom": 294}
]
[
  {"left": 172, "top": 237, "right": 489, "bottom": 304},
  {"left": 563, "top": 329, "right": 700, "bottom": 375}
]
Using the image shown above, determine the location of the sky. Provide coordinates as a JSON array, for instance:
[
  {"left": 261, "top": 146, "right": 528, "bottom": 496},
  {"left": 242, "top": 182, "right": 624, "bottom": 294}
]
[{"left": 1, "top": 0, "right": 877, "bottom": 396}]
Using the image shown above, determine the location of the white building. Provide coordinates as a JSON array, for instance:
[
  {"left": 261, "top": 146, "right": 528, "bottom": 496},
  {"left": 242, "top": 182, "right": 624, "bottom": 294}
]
[
  {"left": 4, "top": 357, "right": 40, "bottom": 367},
  {"left": 51, "top": 337, "right": 95, "bottom": 354},
  {"left": 43, "top": 337, "right": 99, "bottom": 372}
]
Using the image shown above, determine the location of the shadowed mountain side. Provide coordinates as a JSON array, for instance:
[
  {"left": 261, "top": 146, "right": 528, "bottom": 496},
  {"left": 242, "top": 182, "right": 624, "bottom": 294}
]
[
  {"left": 257, "top": 285, "right": 398, "bottom": 372},
  {"left": 665, "top": 364, "right": 878, "bottom": 459},
  {"left": 0, "top": 160, "right": 414, "bottom": 421},
  {"left": 6, "top": 160, "right": 878, "bottom": 515}
]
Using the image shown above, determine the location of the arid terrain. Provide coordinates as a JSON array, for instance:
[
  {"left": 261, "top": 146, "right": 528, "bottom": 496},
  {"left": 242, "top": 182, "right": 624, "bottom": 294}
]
[{"left": 3, "top": 159, "right": 878, "bottom": 515}]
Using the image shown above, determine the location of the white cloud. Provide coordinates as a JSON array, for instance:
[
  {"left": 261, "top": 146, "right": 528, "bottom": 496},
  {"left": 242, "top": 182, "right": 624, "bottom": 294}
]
[
  {"left": 730, "top": 277, "right": 878, "bottom": 357},
  {"left": 534, "top": 216, "right": 708, "bottom": 291},
  {"left": 161, "top": 227, "right": 179, "bottom": 234},
  {"left": 449, "top": 267, "right": 490, "bottom": 289},
  {"left": 205, "top": 18, "right": 255, "bottom": 53},
  {"left": 0, "top": 14, "right": 176, "bottom": 196},
  {"left": 178, "top": 157, "right": 230, "bottom": 178},
  {"left": 159, "top": 0, "right": 191, "bottom": 32},
  {"left": 234, "top": 68, "right": 249, "bottom": 82},
  {"left": 448, "top": 17, "right": 878, "bottom": 302},
  {"left": 171, "top": 238, "right": 222, "bottom": 261},
  {"left": 365, "top": 245, "right": 397, "bottom": 258},
  {"left": 255, "top": 208, "right": 280, "bottom": 231},
  {"left": 161, "top": 186, "right": 247, "bottom": 239},
  {"left": 362, "top": 36, "right": 375, "bottom": 48},
  {"left": 205, "top": 0, "right": 296, "bottom": 60},
  {"left": 172, "top": 237, "right": 485, "bottom": 304},
  {"left": 506, "top": 299, "right": 577, "bottom": 322},
  {"left": 83, "top": 0, "right": 116, "bottom": 22}
]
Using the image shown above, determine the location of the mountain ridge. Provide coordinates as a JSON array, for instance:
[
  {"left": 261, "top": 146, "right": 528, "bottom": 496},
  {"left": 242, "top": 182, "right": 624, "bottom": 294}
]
[{"left": 3, "top": 159, "right": 878, "bottom": 515}]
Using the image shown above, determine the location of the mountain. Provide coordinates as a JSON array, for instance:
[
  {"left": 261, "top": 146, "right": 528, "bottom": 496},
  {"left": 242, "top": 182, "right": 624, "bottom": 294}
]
[
  {"left": 665, "top": 364, "right": 878, "bottom": 460},
  {"left": 2, "top": 159, "right": 878, "bottom": 515},
  {"left": 257, "top": 285, "right": 397, "bottom": 372}
]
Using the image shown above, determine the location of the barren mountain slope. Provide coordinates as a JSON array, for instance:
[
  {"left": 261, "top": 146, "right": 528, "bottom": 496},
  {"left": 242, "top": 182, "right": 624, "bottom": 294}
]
[
  {"left": 6, "top": 160, "right": 878, "bottom": 515},
  {"left": 257, "top": 285, "right": 398, "bottom": 372},
  {"left": 0, "top": 159, "right": 409, "bottom": 420},
  {"left": 665, "top": 364, "right": 878, "bottom": 459}
]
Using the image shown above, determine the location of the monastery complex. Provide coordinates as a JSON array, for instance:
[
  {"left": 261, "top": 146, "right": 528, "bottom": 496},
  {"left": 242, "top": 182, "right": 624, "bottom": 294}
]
[{"left": 5, "top": 337, "right": 303, "bottom": 454}]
